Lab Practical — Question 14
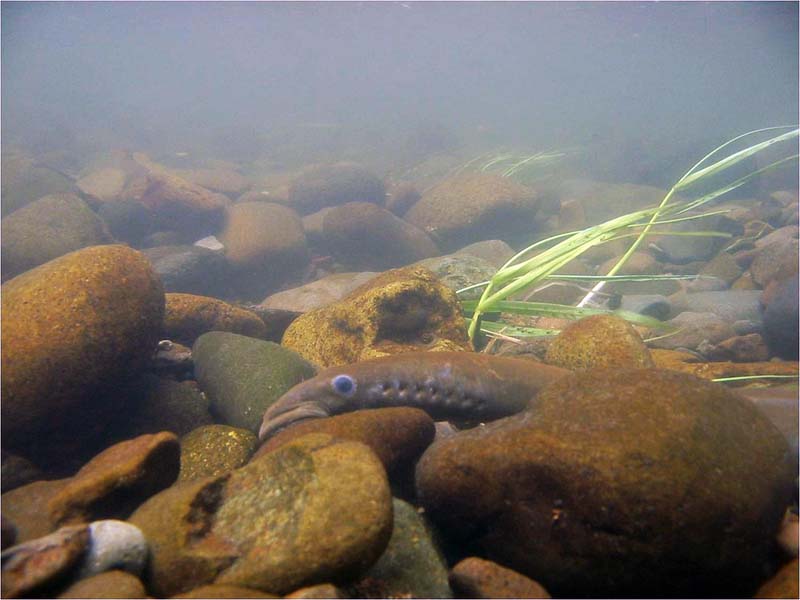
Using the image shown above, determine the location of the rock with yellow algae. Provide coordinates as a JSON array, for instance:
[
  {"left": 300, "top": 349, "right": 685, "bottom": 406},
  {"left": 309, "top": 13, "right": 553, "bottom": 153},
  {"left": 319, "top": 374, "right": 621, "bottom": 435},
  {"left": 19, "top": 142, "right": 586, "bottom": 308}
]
[
  {"left": 164, "top": 293, "right": 267, "bottom": 345},
  {"left": 130, "top": 433, "right": 392, "bottom": 597},
  {"left": 178, "top": 425, "right": 258, "bottom": 481},
  {"left": 282, "top": 266, "right": 470, "bottom": 368},
  {"left": 545, "top": 314, "right": 654, "bottom": 370},
  {"left": 1, "top": 245, "right": 165, "bottom": 449}
]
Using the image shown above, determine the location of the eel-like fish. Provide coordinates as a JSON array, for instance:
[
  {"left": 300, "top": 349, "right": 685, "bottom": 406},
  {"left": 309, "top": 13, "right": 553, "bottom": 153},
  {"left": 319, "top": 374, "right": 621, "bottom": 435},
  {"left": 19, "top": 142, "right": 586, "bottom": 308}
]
[{"left": 258, "top": 351, "right": 570, "bottom": 440}]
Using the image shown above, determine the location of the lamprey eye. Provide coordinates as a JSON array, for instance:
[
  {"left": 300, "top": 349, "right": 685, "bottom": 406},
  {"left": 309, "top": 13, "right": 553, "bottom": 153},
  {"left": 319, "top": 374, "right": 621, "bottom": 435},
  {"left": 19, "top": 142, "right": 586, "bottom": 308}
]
[{"left": 331, "top": 374, "right": 356, "bottom": 397}]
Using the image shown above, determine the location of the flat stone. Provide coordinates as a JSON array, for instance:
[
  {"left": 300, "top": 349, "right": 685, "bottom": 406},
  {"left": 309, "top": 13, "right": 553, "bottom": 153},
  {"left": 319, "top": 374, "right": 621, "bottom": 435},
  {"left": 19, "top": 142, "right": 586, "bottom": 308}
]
[
  {"left": 1, "top": 525, "right": 89, "bottom": 598},
  {"left": 47, "top": 432, "right": 180, "bottom": 527}
]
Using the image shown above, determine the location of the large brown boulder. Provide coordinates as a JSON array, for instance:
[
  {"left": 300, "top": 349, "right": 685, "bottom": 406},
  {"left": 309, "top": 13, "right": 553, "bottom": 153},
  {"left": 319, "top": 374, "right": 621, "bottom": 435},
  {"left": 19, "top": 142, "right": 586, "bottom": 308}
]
[
  {"left": 218, "top": 202, "right": 309, "bottom": 299},
  {"left": 321, "top": 202, "right": 440, "bottom": 270},
  {"left": 415, "top": 368, "right": 794, "bottom": 598},
  {"left": 282, "top": 266, "right": 470, "bottom": 368},
  {"left": 1, "top": 193, "right": 114, "bottom": 281},
  {"left": 1, "top": 245, "right": 165, "bottom": 450},
  {"left": 405, "top": 173, "right": 549, "bottom": 251},
  {"left": 286, "top": 162, "right": 385, "bottom": 215}
]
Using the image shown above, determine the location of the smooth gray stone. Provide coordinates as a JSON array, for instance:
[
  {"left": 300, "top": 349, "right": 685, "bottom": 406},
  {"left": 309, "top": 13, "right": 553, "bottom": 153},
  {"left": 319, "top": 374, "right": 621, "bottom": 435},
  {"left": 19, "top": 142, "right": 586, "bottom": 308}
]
[
  {"left": 77, "top": 520, "right": 148, "bottom": 578},
  {"left": 685, "top": 290, "right": 763, "bottom": 323}
]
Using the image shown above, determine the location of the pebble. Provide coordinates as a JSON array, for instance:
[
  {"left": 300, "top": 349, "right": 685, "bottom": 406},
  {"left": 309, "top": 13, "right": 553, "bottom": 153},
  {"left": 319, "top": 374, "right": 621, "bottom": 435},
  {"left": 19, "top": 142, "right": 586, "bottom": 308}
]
[{"left": 76, "top": 520, "right": 148, "bottom": 578}]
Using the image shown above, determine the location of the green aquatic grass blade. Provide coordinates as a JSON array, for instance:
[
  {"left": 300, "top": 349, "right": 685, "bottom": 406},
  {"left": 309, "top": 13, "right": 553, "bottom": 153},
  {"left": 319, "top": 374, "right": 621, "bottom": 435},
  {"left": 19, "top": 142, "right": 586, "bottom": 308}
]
[
  {"left": 676, "top": 128, "right": 799, "bottom": 191},
  {"left": 712, "top": 375, "right": 798, "bottom": 383},
  {"left": 469, "top": 319, "right": 561, "bottom": 338}
]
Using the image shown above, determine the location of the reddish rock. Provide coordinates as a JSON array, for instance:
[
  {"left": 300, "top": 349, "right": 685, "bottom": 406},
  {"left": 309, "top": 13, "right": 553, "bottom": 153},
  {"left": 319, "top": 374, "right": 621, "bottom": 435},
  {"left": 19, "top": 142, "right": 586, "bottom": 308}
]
[
  {"left": 284, "top": 583, "right": 343, "bottom": 598},
  {"left": 164, "top": 293, "right": 267, "bottom": 345},
  {"left": 47, "top": 432, "right": 180, "bottom": 526},
  {"left": 449, "top": 557, "right": 550, "bottom": 599},
  {"left": 1, "top": 525, "right": 89, "bottom": 598},
  {"left": 754, "top": 558, "right": 799, "bottom": 599},
  {"left": 253, "top": 407, "right": 435, "bottom": 474},
  {"left": 172, "top": 584, "right": 279, "bottom": 598},
  {"left": 2, "top": 479, "right": 71, "bottom": 543}
]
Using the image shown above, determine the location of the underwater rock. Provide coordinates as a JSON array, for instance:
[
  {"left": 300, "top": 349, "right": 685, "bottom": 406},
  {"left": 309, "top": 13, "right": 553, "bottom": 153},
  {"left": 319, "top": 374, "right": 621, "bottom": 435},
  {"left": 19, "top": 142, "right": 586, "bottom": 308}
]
[
  {"left": 322, "top": 201, "right": 440, "bottom": 270},
  {"left": 105, "top": 375, "right": 213, "bottom": 440},
  {"left": 253, "top": 407, "right": 435, "bottom": 476},
  {"left": 283, "top": 583, "right": 343, "bottom": 598},
  {"left": 143, "top": 244, "right": 232, "bottom": 298},
  {"left": 346, "top": 497, "right": 452, "bottom": 599},
  {"left": 76, "top": 520, "right": 148, "bottom": 579},
  {"left": 449, "top": 557, "right": 551, "bottom": 599},
  {"left": 218, "top": 201, "right": 310, "bottom": 299},
  {"left": 1, "top": 193, "right": 114, "bottom": 281},
  {"left": 287, "top": 162, "right": 386, "bottom": 215},
  {"left": 172, "top": 584, "right": 279, "bottom": 598},
  {"left": 453, "top": 239, "right": 516, "bottom": 269},
  {"left": 697, "top": 250, "right": 743, "bottom": 287},
  {"left": 753, "top": 558, "right": 799, "bottom": 599},
  {"left": 651, "top": 214, "right": 743, "bottom": 264},
  {"left": 384, "top": 181, "right": 421, "bottom": 217},
  {"left": 1, "top": 451, "right": 44, "bottom": 493},
  {"left": 129, "top": 434, "right": 393, "bottom": 597},
  {"left": 46, "top": 432, "right": 180, "bottom": 527},
  {"left": 405, "top": 173, "right": 548, "bottom": 251},
  {"left": 1, "top": 153, "right": 77, "bottom": 217},
  {"left": 702, "top": 333, "right": 770, "bottom": 362},
  {"left": 1, "top": 524, "right": 90, "bottom": 599},
  {"left": 174, "top": 167, "right": 252, "bottom": 197},
  {"left": 192, "top": 332, "right": 316, "bottom": 433},
  {"left": 618, "top": 294, "right": 672, "bottom": 321},
  {"left": 415, "top": 368, "right": 794, "bottom": 598},
  {"left": 413, "top": 253, "right": 498, "bottom": 301},
  {"left": 2, "top": 479, "right": 71, "bottom": 544},
  {"left": 650, "top": 348, "right": 799, "bottom": 382},
  {"left": 751, "top": 237, "right": 799, "bottom": 288},
  {"left": 97, "top": 199, "right": 156, "bottom": 247},
  {"left": 56, "top": 569, "right": 147, "bottom": 599},
  {"left": 259, "top": 271, "right": 380, "bottom": 313},
  {"left": 649, "top": 311, "right": 736, "bottom": 351},
  {"left": 131, "top": 152, "right": 229, "bottom": 239},
  {"left": 684, "top": 289, "right": 763, "bottom": 323},
  {"left": 282, "top": 266, "right": 471, "bottom": 368},
  {"left": 762, "top": 274, "right": 799, "bottom": 360},
  {"left": 544, "top": 314, "right": 654, "bottom": 370},
  {"left": 76, "top": 167, "right": 128, "bottom": 202},
  {"left": 164, "top": 292, "right": 267, "bottom": 345},
  {"left": 1, "top": 245, "right": 165, "bottom": 451},
  {"left": 178, "top": 425, "right": 258, "bottom": 482}
]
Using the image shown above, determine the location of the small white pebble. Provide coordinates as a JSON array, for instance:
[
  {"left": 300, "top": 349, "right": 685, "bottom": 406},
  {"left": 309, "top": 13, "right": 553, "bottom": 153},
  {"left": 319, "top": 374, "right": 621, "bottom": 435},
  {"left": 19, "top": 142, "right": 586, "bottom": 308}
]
[{"left": 77, "top": 520, "right": 149, "bottom": 578}]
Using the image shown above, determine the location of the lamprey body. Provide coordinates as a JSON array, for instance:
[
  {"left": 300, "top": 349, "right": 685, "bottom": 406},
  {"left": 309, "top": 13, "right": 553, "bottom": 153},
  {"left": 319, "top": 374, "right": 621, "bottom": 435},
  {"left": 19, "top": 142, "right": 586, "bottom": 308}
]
[{"left": 258, "top": 351, "right": 569, "bottom": 440}]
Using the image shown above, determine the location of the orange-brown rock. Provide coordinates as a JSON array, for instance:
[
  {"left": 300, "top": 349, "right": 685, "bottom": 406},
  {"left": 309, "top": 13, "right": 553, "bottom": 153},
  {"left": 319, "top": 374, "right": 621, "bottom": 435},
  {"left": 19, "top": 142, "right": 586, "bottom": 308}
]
[
  {"left": 449, "top": 557, "right": 551, "bottom": 599},
  {"left": 164, "top": 293, "right": 267, "bottom": 345}
]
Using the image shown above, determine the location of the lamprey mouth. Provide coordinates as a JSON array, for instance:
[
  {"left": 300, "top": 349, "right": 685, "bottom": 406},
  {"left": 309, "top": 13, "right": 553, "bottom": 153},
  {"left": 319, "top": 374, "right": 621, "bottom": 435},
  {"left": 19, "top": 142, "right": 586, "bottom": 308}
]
[{"left": 258, "top": 402, "right": 331, "bottom": 441}]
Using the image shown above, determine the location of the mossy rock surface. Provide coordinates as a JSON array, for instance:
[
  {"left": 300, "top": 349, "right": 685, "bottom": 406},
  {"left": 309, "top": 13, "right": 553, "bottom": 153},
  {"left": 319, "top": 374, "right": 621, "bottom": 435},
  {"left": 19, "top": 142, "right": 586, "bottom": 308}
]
[
  {"left": 179, "top": 425, "right": 258, "bottom": 481},
  {"left": 164, "top": 293, "right": 267, "bottom": 345},
  {"left": 130, "top": 434, "right": 393, "bottom": 597},
  {"left": 282, "top": 266, "right": 470, "bottom": 368},
  {"left": 1, "top": 245, "right": 165, "bottom": 449},
  {"left": 405, "top": 173, "right": 545, "bottom": 251},
  {"left": 287, "top": 162, "right": 385, "bottom": 215},
  {"left": 415, "top": 368, "right": 794, "bottom": 597},
  {"left": 1, "top": 193, "right": 114, "bottom": 281},
  {"left": 544, "top": 314, "right": 654, "bottom": 370},
  {"left": 192, "top": 332, "right": 317, "bottom": 433}
]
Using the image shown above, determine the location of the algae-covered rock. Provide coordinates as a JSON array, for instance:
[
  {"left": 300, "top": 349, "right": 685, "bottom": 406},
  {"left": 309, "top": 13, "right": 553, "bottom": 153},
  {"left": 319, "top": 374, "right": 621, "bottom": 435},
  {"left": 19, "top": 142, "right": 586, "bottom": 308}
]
[
  {"left": 449, "top": 557, "right": 551, "bottom": 599},
  {"left": 347, "top": 497, "right": 452, "bottom": 599},
  {"left": 179, "top": 425, "right": 258, "bottom": 481},
  {"left": 413, "top": 253, "right": 498, "bottom": 301},
  {"left": 282, "top": 266, "right": 471, "bottom": 368},
  {"left": 192, "top": 332, "right": 317, "bottom": 433},
  {"left": 130, "top": 434, "right": 393, "bottom": 597},
  {"left": 1, "top": 153, "right": 77, "bottom": 217},
  {"left": 1, "top": 193, "right": 114, "bottom": 281},
  {"left": 1, "top": 245, "right": 165, "bottom": 449},
  {"left": 57, "top": 569, "right": 147, "bottom": 599},
  {"left": 405, "top": 173, "right": 547, "bottom": 251},
  {"left": 544, "top": 314, "right": 654, "bottom": 370},
  {"left": 322, "top": 201, "right": 440, "bottom": 270},
  {"left": 143, "top": 245, "right": 231, "bottom": 297},
  {"left": 164, "top": 293, "right": 267, "bottom": 345},
  {"left": 218, "top": 202, "right": 309, "bottom": 299},
  {"left": 415, "top": 368, "right": 794, "bottom": 597},
  {"left": 76, "top": 167, "right": 128, "bottom": 203}
]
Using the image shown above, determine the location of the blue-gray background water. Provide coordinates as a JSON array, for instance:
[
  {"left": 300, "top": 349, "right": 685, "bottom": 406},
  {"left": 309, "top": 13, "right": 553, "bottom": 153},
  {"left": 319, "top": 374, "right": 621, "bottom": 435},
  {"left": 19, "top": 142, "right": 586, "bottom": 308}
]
[{"left": 2, "top": 1, "right": 798, "bottom": 187}]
